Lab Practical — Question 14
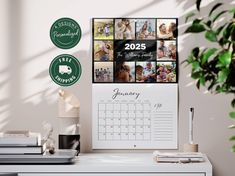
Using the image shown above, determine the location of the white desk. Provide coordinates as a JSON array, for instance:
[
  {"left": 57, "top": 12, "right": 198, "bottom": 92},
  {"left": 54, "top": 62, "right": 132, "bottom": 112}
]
[{"left": 0, "top": 153, "right": 212, "bottom": 176}]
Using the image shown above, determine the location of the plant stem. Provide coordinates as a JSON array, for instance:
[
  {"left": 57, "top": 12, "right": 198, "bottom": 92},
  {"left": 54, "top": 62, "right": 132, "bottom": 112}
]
[{"left": 232, "top": 13, "right": 235, "bottom": 55}]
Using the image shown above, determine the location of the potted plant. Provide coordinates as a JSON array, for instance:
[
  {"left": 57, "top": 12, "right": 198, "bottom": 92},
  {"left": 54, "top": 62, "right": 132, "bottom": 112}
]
[{"left": 184, "top": 0, "right": 235, "bottom": 151}]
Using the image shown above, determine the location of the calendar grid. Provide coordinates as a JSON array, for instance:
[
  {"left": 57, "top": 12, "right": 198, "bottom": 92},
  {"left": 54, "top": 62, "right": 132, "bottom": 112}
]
[{"left": 98, "top": 101, "right": 152, "bottom": 141}]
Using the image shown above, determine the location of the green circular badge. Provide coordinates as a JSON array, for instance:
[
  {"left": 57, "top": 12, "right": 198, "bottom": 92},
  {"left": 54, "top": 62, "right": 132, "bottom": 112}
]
[
  {"left": 49, "top": 54, "right": 82, "bottom": 86},
  {"left": 50, "top": 18, "right": 82, "bottom": 49}
]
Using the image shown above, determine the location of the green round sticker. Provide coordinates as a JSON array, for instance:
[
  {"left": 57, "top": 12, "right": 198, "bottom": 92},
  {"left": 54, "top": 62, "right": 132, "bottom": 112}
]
[
  {"left": 50, "top": 18, "right": 82, "bottom": 49},
  {"left": 49, "top": 54, "right": 82, "bottom": 86}
]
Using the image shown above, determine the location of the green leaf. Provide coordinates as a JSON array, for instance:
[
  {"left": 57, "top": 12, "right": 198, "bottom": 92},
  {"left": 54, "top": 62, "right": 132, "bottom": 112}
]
[
  {"left": 193, "top": 18, "right": 203, "bottom": 24},
  {"left": 229, "top": 7, "right": 235, "bottom": 13},
  {"left": 192, "top": 47, "right": 200, "bottom": 58},
  {"left": 216, "top": 25, "right": 225, "bottom": 35},
  {"left": 199, "top": 77, "right": 206, "bottom": 86},
  {"left": 228, "top": 125, "right": 235, "bottom": 129},
  {"left": 191, "top": 71, "right": 201, "bottom": 79},
  {"left": 218, "top": 51, "right": 232, "bottom": 67},
  {"left": 185, "top": 12, "right": 195, "bottom": 23},
  {"left": 196, "top": 0, "right": 202, "bottom": 11},
  {"left": 218, "top": 37, "right": 226, "bottom": 46},
  {"left": 216, "top": 62, "right": 224, "bottom": 68},
  {"left": 205, "top": 20, "right": 212, "bottom": 28},
  {"left": 196, "top": 80, "right": 200, "bottom": 89},
  {"left": 208, "top": 80, "right": 216, "bottom": 90},
  {"left": 223, "top": 22, "right": 233, "bottom": 39},
  {"left": 212, "top": 10, "right": 227, "bottom": 22},
  {"left": 229, "top": 136, "right": 235, "bottom": 141},
  {"left": 231, "top": 99, "right": 235, "bottom": 108},
  {"left": 192, "top": 61, "right": 200, "bottom": 72},
  {"left": 187, "top": 54, "right": 194, "bottom": 64},
  {"left": 209, "top": 3, "right": 223, "bottom": 17},
  {"left": 229, "top": 112, "right": 235, "bottom": 119},
  {"left": 232, "top": 145, "right": 235, "bottom": 152},
  {"left": 201, "top": 48, "right": 217, "bottom": 64},
  {"left": 205, "top": 30, "right": 217, "bottom": 42},
  {"left": 217, "top": 68, "right": 230, "bottom": 83},
  {"left": 216, "top": 85, "right": 222, "bottom": 93},
  {"left": 185, "top": 23, "right": 206, "bottom": 33}
]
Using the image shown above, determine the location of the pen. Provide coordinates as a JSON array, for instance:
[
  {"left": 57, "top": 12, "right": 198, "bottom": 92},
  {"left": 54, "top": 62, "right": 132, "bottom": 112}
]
[{"left": 189, "top": 107, "right": 194, "bottom": 144}]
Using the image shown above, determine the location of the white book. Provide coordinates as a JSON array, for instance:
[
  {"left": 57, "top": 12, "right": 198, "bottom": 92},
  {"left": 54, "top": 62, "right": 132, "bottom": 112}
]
[
  {"left": 0, "top": 132, "right": 41, "bottom": 146},
  {"left": 3, "top": 130, "right": 30, "bottom": 137},
  {"left": 153, "top": 151, "right": 204, "bottom": 163},
  {"left": 155, "top": 157, "right": 204, "bottom": 163},
  {"left": 0, "top": 145, "right": 46, "bottom": 155}
]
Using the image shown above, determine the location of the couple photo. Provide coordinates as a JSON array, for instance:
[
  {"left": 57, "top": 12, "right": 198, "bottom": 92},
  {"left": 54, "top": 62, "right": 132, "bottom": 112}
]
[{"left": 157, "top": 19, "right": 177, "bottom": 39}]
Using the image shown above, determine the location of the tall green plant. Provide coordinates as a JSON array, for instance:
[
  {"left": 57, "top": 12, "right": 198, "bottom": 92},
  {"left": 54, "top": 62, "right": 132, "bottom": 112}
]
[{"left": 184, "top": 0, "right": 235, "bottom": 151}]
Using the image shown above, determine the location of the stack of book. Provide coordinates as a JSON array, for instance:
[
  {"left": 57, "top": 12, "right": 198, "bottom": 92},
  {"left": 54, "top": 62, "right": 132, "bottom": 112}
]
[
  {"left": 0, "top": 131, "right": 46, "bottom": 155},
  {"left": 153, "top": 151, "right": 204, "bottom": 163}
]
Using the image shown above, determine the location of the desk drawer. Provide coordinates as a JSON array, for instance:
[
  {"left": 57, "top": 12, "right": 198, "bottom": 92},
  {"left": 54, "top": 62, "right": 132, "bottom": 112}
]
[{"left": 19, "top": 173, "right": 205, "bottom": 176}]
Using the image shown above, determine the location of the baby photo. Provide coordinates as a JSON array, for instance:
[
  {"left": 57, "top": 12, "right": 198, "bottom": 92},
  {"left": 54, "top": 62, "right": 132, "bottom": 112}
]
[
  {"left": 156, "top": 62, "right": 176, "bottom": 82},
  {"left": 94, "top": 19, "right": 114, "bottom": 40},
  {"left": 94, "top": 62, "right": 113, "bottom": 82},
  {"left": 114, "top": 61, "right": 135, "bottom": 82},
  {"left": 94, "top": 41, "right": 113, "bottom": 61},
  {"left": 115, "top": 19, "right": 135, "bottom": 40},
  {"left": 136, "top": 19, "right": 156, "bottom": 40},
  {"left": 136, "top": 62, "right": 156, "bottom": 83},
  {"left": 157, "top": 19, "right": 177, "bottom": 40},
  {"left": 157, "top": 40, "right": 176, "bottom": 61}
]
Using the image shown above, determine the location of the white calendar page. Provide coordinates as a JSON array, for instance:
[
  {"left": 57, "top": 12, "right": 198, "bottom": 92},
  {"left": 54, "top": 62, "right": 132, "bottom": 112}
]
[{"left": 92, "top": 84, "right": 178, "bottom": 149}]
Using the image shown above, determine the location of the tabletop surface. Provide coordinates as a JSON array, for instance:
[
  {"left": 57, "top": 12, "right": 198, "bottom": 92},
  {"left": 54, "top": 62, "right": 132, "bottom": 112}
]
[{"left": 0, "top": 152, "right": 212, "bottom": 173}]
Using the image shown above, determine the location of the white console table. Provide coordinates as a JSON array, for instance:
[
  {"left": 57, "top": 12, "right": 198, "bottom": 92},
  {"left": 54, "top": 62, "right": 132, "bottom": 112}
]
[{"left": 0, "top": 153, "right": 212, "bottom": 176}]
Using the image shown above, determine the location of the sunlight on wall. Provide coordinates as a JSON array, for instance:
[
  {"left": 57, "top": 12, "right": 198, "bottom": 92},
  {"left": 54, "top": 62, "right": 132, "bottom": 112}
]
[
  {"left": 0, "top": 0, "right": 10, "bottom": 130},
  {"left": 0, "top": 105, "right": 10, "bottom": 130}
]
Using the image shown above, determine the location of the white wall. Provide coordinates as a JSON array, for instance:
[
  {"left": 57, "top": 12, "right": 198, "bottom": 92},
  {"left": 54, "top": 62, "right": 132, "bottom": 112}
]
[{"left": 0, "top": 0, "right": 235, "bottom": 175}]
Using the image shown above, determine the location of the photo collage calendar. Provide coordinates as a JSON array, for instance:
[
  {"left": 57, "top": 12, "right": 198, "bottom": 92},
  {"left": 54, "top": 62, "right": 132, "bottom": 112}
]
[
  {"left": 92, "top": 18, "right": 178, "bottom": 84},
  {"left": 92, "top": 18, "right": 178, "bottom": 149}
]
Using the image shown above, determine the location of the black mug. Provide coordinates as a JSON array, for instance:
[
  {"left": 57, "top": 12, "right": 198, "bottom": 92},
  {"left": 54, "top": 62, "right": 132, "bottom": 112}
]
[{"left": 59, "top": 134, "right": 80, "bottom": 155}]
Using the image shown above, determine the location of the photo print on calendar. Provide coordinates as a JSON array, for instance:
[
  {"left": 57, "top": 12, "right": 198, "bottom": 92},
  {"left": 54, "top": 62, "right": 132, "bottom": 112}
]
[
  {"left": 156, "top": 19, "right": 177, "bottom": 39},
  {"left": 136, "top": 19, "right": 156, "bottom": 40},
  {"left": 115, "top": 19, "right": 135, "bottom": 40},
  {"left": 94, "top": 19, "right": 114, "bottom": 40},
  {"left": 114, "top": 61, "right": 135, "bottom": 83},
  {"left": 94, "top": 41, "right": 114, "bottom": 61},
  {"left": 156, "top": 61, "right": 176, "bottom": 83},
  {"left": 157, "top": 40, "right": 176, "bottom": 61},
  {"left": 94, "top": 62, "right": 113, "bottom": 82},
  {"left": 92, "top": 18, "right": 178, "bottom": 83}
]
